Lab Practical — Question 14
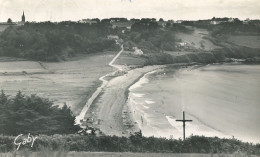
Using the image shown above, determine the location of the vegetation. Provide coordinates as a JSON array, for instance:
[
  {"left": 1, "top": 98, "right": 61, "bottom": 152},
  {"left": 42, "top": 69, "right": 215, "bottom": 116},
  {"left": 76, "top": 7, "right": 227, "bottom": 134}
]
[
  {"left": 0, "top": 22, "right": 118, "bottom": 61},
  {"left": 182, "top": 18, "right": 260, "bottom": 35},
  {"left": 0, "top": 90, "right": 80, "bottom": 135},
  {"left": 7, "top": 18, "right": 12, "bottom": 24},
  {"left": 210, "top": 22, "right": 260, "bottom": 37},
  {"left": 121, "top": 22, "right": 192, "bottom": 54},
  {"left": 0, "top": 132, "right": 259, "bottom": 155}
]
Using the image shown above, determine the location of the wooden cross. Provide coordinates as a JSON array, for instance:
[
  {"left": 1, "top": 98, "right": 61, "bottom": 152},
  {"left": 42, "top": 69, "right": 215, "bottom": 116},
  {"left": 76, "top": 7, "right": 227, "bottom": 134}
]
[{"left": 176, "top": 111, "right": 192, "bottom": 140}]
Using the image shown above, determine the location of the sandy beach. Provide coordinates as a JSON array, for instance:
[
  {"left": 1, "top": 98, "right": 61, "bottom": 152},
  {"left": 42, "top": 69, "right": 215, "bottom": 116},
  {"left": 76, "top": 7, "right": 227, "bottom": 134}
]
[
  {"left": 127, "top": 63, "right": 260, "bottom": 143},
  {"left": 84, "top": 64, "right": 165, "bottom": 136}
]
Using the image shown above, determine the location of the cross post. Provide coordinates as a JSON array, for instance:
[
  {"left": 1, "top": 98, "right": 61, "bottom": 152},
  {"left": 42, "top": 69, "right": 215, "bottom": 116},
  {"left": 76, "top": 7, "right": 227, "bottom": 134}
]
[{"left": 176, "top": 111, "right": 192, "bottom": 140}]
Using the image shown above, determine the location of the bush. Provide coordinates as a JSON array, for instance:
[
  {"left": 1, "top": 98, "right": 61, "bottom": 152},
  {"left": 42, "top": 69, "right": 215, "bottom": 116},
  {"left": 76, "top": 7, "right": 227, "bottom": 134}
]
[
  {"left": 0, "top": 22, "right": 117, "bottom": 61},
  {"left": 0, "top": 134, "right": 259, "bottom": 154},
  {"left": 0, "top": 91, "right": 81, "bottom": 136}
]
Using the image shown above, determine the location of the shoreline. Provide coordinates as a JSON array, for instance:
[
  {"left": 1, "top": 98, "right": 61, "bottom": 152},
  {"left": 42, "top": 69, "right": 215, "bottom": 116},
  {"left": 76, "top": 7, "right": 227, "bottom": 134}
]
[
  {"left": 84, "top": 65, "right": 165, "bottom": 136},
  {"left": 75, "top": 48, "right": 260, "bottom": 136},
  {"left": 126, "top": 62, "right": 260, "bottom": 143},
  {"left": 75, "top": 46, "right": 124, "bottom": 126},
  {"left": 123, "top": 67, "right": 166, "bottom": 135}
]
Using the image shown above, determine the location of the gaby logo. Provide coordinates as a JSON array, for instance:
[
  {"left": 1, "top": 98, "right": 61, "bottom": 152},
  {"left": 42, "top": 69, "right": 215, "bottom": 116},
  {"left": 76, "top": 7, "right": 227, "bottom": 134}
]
[{"left": 14, "top": 133, "right": 37, "bottom": 150}]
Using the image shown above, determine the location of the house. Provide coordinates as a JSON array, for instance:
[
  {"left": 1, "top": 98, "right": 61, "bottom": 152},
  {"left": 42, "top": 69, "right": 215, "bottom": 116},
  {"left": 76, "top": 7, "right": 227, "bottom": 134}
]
[
  {"left": 178, "top": 42, "right": 187, "bottom": 47},
  {"left": 107, "top": 35, "right": 119, "bottom": 40},
  {"left": 228, "top": 18, "right": 234, "bottom": 22},
  {"left": 210, "top": 21, "right": 221, "bottom": 25},
  {"left": 79, "top": 19, "right": 98, "bottom": 25},
  {"left": 175, "top": 20, "right": 183, "bottom": 24},
  {"left": 243, "top": 18, "right": 250, "bottom": 24},
  {"left": 158, "top": 21, "right": 167, "bottom": 27},
  {"left": 133, "top": 47, "right": 143, "bottom": 55},
  {"left": 111, "top": 21, "right": 134, "bottom": 30},
  {"left": 210, "top": 17, "right": 235, "bottom": 25}
]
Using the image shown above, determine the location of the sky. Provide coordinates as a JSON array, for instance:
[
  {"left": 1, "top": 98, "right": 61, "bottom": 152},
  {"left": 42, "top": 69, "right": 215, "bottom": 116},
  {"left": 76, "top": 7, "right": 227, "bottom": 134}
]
[{"left": 0, "top": 0, "right": 260, "bottom": 22}]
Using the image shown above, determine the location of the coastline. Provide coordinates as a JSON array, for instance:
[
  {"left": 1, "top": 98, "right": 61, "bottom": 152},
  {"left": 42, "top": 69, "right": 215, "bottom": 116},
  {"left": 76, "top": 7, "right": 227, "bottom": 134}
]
[
  {"left": 84, "top": 65, "right": 165, "bottom": 136},
  {"left": 75, "top": 48, "right": 260, "bottom": 137},
  {"left": 123, "top": 67, "right": 166, "bottom": 135},
  {"left": 126, "top": 62, "right": 260, "bottom": 143},
  {"left": 75, "top": 46, "right": 124, "bottom": 126},
  {"left": 125, "top": 63, "right": 226, "bottom": 139}
]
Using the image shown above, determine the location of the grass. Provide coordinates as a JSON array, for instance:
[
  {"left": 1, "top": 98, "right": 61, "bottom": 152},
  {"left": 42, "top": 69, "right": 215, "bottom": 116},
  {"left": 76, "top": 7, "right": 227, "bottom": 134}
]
[
  {"left": 227, "top": 35, "right": 260, "bottom": 48},
  {"left": 0, "top": 51, "right": 116, "bottom": 114},
  {"left": 0, "top": 151, "right": 255, "bottom": 157}
]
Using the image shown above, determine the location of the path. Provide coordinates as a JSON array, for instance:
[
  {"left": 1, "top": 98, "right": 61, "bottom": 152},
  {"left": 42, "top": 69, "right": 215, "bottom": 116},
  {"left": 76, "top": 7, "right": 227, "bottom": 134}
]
[{"left": 75, "top": 45, "right": 124, "bottom": 125}]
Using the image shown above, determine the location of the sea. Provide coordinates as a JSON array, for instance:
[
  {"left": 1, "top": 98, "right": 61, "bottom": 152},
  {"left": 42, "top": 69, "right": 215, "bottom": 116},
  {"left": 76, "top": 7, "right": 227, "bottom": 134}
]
[{"left": 127, "top": 63, "right": 260, "bottom": 143}]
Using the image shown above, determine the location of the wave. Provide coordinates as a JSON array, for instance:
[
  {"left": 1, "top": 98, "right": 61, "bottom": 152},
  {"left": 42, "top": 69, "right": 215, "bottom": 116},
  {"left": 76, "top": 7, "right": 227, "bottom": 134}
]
[
  {"left": 145, "top": 100, "right": 155, "bottom": 104},
  {"left": 132, "top": 93, "right": 145, "bottom": 98},
  {"left": 129, "top": 70, "right": 157, "bottom": 91}
]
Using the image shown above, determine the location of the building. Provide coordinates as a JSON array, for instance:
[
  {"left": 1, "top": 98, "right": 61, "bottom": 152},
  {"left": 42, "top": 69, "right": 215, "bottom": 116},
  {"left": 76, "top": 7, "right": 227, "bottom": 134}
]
[
  {"left": 16, "top": 11, "right": 26, "bottom": 25},
  {"left": 111, "top": 21, "right": 133, "bottom": 30},
  {"left": 22, "top": 11, "right": 25, "bottom": 23},
  {"left": 243, "top": 18, "right": 250, "bottom": 25},
  {"left": 210, "top": 21, "right": 221, "bottom": 25},
  {"left": 210, "top": 17, "right": 234, "bottom": 25},
  {"left": 79, "top": 19, "right": 98, "bottom": 25},
  {"left": 0, "top": 11, "right": 25, "bottom": 29},
  {"left": 107, "top": 35, "right": 119, "bottom": 40},
  {"left": 133, "top": 47, "right": 143, "bottom": 55},
  {"left": 175, "top": 20, "right": 183, "bottom": 24}
]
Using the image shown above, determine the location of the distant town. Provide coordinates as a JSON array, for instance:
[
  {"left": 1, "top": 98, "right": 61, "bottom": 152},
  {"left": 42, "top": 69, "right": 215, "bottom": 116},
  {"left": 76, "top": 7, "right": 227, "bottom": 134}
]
[{"left": 1, "top": 11, "right": 260, "bottom": 28}]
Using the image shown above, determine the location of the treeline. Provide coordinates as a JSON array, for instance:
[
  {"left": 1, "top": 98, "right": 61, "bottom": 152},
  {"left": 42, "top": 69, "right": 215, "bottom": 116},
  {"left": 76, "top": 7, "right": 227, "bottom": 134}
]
[
  {"left": 0, "top": 22, "right": 118, "bottom": 61},
  {"left": 182, "top": 19, "right": 260, "bottom": 35},
  {"left": 173, "top": 47, "right": 260, "bottom": 64},
  {"left": 0, "top": 132, "right": 259, "bottom": 155},
  {"left": 210, "top": 22, "right": 260, "bottom": 37},
  {"left": 0, "top": 91, "right": 80, "bottom": 135},
  {"left": 143, "top": 46, "right": 260, "bottom": 65}
]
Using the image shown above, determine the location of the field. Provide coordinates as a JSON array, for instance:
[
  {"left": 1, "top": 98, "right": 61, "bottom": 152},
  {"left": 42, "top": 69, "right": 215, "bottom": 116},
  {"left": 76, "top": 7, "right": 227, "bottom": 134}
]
[
  {"left": 114, "top": 51, "right": 146, "bottom": 66},
  {"left": 0, "top": 51, "right": 116, "bottom": 115},
  {"left": 0, "top": 25, "right": 10, "bottom": 32},
  {"left": 227, "top": 35, "right": 260, "bottom": 48},
  {"left": 175, "top": 28, "right": 220, "bottom": 51},
  {"left": 166, "top": 28, "right": 220, "bottom": 57}
]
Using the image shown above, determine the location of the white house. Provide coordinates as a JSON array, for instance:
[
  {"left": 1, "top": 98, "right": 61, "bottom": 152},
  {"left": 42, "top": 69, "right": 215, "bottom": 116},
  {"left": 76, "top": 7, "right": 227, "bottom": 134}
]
[
  {"left": 107, "top": 35, "right": 119, "bottom": 40},
  {"left": 133, "top": 47, "right": 143, "bottom": 55}
]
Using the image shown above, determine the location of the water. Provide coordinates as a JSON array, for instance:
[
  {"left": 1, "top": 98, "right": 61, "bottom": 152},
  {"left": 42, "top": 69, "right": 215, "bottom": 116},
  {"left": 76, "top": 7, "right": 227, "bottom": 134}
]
[{"left": 128, "top": 63, "right": 260, "bottom": 143}]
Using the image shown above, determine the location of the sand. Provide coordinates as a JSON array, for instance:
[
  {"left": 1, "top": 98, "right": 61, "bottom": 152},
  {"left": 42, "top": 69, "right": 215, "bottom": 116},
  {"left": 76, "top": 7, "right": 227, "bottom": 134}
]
[
  {"left": 76, "top": 45, "right": 165, "bottom": 135},
  {"left": 85, "top": 65, "right": 165, "bottom": 136},
  {"left": 127, "top": 64, "right": 260, "bottom": 143}
]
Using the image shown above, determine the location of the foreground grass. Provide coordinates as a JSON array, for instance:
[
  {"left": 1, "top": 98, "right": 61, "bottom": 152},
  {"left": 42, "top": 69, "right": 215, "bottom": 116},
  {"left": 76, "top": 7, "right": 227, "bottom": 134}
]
[
  {"left": 0, "top": 151, "right": 256, "bottom": 157},
  {"left": 0, "top": 134, "right": 259, "bottom": 155}
]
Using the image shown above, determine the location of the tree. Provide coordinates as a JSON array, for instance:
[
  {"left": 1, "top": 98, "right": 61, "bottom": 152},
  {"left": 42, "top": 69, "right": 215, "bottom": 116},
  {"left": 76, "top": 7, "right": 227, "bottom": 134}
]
[
  {"left": 7, "top": 18, "right": 12, "bottom": 23},
  {"left": 0, "top": 22, "right": 116, "bottom": 61},
  {"left": 0, "top": 90, "right": 7, "bottom": 104},
  {"left": 0, "top": 91, "right": 81, "bottom": 135}
]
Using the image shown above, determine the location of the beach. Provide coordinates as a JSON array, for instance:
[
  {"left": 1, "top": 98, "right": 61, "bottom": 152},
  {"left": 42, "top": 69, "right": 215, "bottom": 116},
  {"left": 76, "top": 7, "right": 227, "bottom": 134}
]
[
  {"left": 84, "top": 64, "right": 166, "bottom": 136},
  {"left": 127, "top": 63, "right": 260, "bottom": 143}
]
